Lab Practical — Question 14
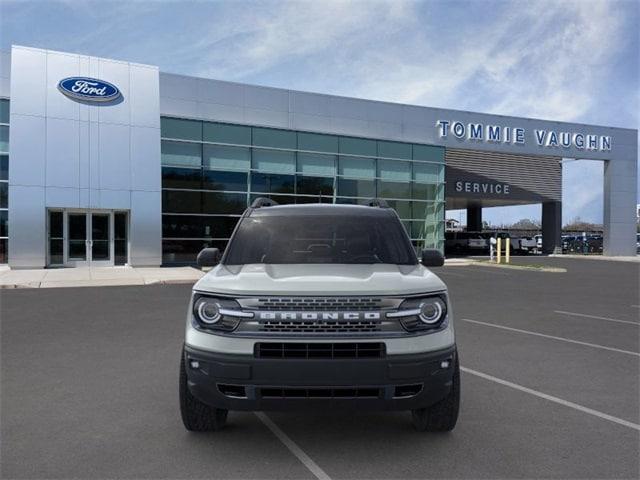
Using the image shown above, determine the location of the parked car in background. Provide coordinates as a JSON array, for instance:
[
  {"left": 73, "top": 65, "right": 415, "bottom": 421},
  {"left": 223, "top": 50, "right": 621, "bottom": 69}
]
[
  {"left": 533, "top": 234, "right": 543, "bottom": 254},
  {"left": 445, "top": 231, "right": 487, "bottom": 255}
]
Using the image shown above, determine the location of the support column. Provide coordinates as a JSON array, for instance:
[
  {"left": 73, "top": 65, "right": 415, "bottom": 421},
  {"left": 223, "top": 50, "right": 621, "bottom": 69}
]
[
  {"left": 603, "top": 154, "right": 637, "bottom": 256},
  {"left": 542, "top": 201, "right": 562, "bottom": 254},
  {"left": 466, "top": 205, "right": 482, "bottom": 232}
]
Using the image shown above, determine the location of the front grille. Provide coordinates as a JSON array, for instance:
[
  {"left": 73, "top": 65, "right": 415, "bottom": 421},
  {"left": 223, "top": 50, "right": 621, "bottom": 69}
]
[
  {"left": 260, "top": 319, "right": 381, "bottom": 333},
  {"left": 260, "top": 387, "right": 381, "bottom": 398},
  {"left": 252, "top": 297, "right": 383, "bottom": 311},
  {"left": 256, "top": 342, "right": 385, "bottom": 359}
]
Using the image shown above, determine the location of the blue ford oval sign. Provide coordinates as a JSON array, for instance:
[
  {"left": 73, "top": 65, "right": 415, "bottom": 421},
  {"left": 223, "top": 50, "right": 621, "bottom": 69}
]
[{"left": 58, "top": 77, "right": 121, "bottom": 102}]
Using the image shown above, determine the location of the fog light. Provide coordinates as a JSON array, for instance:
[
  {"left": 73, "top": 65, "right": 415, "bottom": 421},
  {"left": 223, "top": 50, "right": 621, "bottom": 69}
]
[
  {"left": 189, "top": 360, "right": 200, "bottom": 369},
  {"left": 440, "top": 360, "right": 450, "bottom": 369}
]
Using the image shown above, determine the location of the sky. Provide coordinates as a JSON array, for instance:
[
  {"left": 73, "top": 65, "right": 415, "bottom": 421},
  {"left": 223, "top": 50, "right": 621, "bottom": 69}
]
[{"left": 1, "top": 0, "right": 638, "bottom": 226}]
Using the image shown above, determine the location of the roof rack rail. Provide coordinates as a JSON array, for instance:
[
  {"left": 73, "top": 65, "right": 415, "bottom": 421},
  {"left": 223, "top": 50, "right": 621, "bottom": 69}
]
[
  {"left": 250, "top": 197, "right": 279, "bottom": 208},
  {"left": 365, "top": 198, "right": 390, "bottom": 208}
]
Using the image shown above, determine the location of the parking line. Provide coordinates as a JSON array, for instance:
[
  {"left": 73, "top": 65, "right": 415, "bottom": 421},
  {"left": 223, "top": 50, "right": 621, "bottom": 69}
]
[
  {"left": 461, "top": 366, "right": 640, "bottom": 431},
  {"left": 461, "top": 318, "right": 640, "bottom": 357},
  {"left": 554, "top": 310, "right": 639, "bottom": 326},
  {"left": 255, "top": 412, "right": 331, "bottom": 480}
]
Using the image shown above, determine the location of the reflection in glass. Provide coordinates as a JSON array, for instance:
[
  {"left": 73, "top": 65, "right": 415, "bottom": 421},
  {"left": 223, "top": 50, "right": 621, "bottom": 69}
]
[
  {"left": 162, "top": 167, "right": 202, "bottom": 189},
  {"left": 296, "top": 176, "right": 333, "bottom": 196},
  {"left": 251, "top": 172, "right": 295, "bottom": 194}
]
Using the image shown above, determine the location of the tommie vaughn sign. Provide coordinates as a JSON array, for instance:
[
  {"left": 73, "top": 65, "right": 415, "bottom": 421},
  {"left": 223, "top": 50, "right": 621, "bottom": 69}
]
[
  {"left": 58, "top": 77, "right": 121, "bottom": 102},
  {"left": 436, "top": 120, "right": 612, "bottom": 152}
]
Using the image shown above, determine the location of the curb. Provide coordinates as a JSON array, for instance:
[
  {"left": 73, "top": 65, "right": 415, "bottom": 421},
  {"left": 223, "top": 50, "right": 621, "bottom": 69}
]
[
  {"left": 470, "top": 261, "right": 566, "bottom": 273},
  {"left": 0, "top": 278, "right": 200, "bottom": 289}
]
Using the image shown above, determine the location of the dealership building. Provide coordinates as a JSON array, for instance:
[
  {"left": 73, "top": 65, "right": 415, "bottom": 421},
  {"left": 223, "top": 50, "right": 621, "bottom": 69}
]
[{"left": 0, "top": 45, "right": 637, "bottom": 268}]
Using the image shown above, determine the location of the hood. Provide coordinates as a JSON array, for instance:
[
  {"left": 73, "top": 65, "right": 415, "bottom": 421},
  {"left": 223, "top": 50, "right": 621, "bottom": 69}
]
[{"left": 194, "top": 263, "right": 447, "bottom": 296}]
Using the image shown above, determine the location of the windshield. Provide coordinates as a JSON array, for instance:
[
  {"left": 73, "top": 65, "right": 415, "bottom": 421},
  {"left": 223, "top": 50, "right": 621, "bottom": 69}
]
[{"left": 223, "top": 214, "right": 417, "bottom": 265}]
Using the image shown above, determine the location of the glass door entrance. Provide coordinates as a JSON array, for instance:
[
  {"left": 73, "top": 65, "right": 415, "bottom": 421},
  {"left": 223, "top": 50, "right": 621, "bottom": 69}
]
[
  {"left": 90, "top": 213, "right": 111, "bottom": 265},
  {"left": 47, "top": 210, "right": 129, "bottom": 267}
]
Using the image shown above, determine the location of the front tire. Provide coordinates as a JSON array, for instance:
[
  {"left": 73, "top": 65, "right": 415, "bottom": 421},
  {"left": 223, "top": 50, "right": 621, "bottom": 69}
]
[
  {"left": 179, "top": 349, "right": 228, "bottom": 431},
  {"left": 411, "top": 353, "right": 460, "bottom": 432}
]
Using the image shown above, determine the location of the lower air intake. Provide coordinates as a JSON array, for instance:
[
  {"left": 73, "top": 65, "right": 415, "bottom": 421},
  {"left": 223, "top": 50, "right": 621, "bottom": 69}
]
[{"left": 260, "top": 387, "right": 381, "bottom": 398}]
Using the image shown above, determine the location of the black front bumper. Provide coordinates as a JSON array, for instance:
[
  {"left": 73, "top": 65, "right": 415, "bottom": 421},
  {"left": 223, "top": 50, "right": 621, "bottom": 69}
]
[{"left": 184, "top": 344, "right": 457, "bottom": 411}]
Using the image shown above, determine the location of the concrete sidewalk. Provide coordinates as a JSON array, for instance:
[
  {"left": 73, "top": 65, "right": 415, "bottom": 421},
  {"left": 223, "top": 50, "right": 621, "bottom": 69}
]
[{"left": 0, "top": 266, "right": 204, "bottom": 289}]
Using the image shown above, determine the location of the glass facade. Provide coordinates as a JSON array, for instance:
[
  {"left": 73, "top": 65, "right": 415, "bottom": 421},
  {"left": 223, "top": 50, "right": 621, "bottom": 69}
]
[
  {"left": 160, "top": 117, "right": 445, "bottom": 265},
  {"left": 0, "top": 99, "right": 8, "bottom": 263}
]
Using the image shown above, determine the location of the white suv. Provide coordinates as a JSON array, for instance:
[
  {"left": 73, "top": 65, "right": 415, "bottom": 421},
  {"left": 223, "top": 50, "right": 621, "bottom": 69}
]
[{"left": 179, "top": 199, "right": 459, "bottom": 432}]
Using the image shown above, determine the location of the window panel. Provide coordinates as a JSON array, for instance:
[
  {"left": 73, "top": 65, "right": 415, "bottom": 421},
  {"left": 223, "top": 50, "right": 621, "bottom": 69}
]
[
  {"left": 0, "top": 155, "right": 7, "bottom": 181},
  {"left": 203, "top": 122, "right": 251, "bottom": 145},
  {"left": 339, "top": 137, "right": 376, "bottom": 156},
  {"left": 378, "top": 141, "right": 411, "bottom": 160},
  {"left": 161, "top": 117, "right": 202, "bottom": 141},
  {"left": 297, "top": 153, "right": 336, "bottom": 176},
  {"left": 203, "top": 145, "right": 250, "bottom": 171},
  {"left": 0, "top": 126, "right": 8, "bottom": 153},
  {"left": 202, "top": 170, "right": 247, "bottom": 191},
  {"left": 251, "top": 172, "right": 295, "bottom": 194},
  {"left": 162, "top": 239, "right": 228, "bottom": 264},
  {"left": 162, "top": 167, "right": 202, "bottom": 189},
  {"left": 0, "top": 238, "right": 7, "bottom": 263},
  {"left": 162, "top": 215, "right": 240, "bottom": 239},
  {"left": 413, "top": 144, "right": 445, "bottom": 163},
  {"left": 413, "top": 163, "right": 443, "bottom": 183},
  {"left": 377, "top": 160, "right": 411, "bottom": 181},
  {"left": 250, "top": 193, "right": 297, "bottom": 205},
  {"left": 412, "top": 201, "right": 444, "bottom": 222},
  {"left": 296, "top": 176, "right": 334, "bottom": 196},
  {"left": 297, "top": 132, "right": 339, "bottom": 153},
  {"left": 385, "top": 200, "right": 412, "bottom": 219},
  {"left": 412, "top": 201, "right": 428, "bottom": 220},
  {"left": 412, "top": 182, "right": 440, "bottom": 201},
  {"left": 0, "top": 182, "right": 6, "bottom": 208},
  {"left": 338, "top": 156, "right": 375, "bottom": 179},
  {"left": 0, "top": 99, "right": 8, "bottom": 124},
  {"left": 202, "top": 192, "right": 247, "bottom": 214},
  {"left": 161, "top": 140, "right": 201, "bottom": 167},
  {"left": 294, "top": 196, "right": 333, "bottom": 204},
  {"left": 252, "top": 149, "right": 295, "bottom": 174},
  {"left": 252, "top": 127, "right": 296, "bottom": 149},
  {"left": 377, "top": 180, "right": 411, "bottom": 199},
  {"left": 0, "top": 210, "right": 7, "bottom": 237},
  {"left": 162, "top": 190, "right": 202, "bottom": 213},
  {"left": 337, "top": 178, "right": 375, "bottom": 198}
]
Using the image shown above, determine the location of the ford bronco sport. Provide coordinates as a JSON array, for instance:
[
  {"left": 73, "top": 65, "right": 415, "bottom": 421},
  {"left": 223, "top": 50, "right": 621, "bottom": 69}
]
[{"left": 179, "top": 198, "right": 459, "bottom": 432}]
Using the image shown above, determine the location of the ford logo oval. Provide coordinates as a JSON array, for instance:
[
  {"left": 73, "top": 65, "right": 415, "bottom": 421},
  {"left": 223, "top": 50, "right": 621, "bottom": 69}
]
[{"left": 57, "top": 77, "right": 121, "bottom": 102}]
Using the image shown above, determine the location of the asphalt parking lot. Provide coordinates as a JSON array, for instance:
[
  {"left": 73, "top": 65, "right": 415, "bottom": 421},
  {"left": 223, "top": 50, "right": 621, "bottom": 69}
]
[{"left": 1, "top": 257, "right": 639, "bottom": 479}]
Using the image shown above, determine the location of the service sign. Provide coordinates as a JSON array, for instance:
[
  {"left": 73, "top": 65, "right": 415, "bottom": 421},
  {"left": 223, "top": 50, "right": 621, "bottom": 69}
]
[{"left": 58, "top": 77, "right": 121, "bottom": 102}]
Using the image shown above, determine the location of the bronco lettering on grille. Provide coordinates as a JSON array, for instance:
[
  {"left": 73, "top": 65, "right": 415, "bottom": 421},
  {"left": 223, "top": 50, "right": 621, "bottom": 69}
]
[{"left": 257, "top": 312, "right": 381, "bottom": 321}]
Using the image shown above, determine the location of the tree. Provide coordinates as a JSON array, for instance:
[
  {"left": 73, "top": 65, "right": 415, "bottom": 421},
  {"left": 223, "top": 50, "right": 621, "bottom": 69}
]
[
  {"left": 563, "top": 216, "right": 602, "bottom": 232},
  {"left": 509, "top": 218, "right": 540, "bottom": 230}
]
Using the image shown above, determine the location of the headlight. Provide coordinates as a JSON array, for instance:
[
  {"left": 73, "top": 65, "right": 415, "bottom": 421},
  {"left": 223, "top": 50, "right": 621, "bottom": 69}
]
[
  {"left": 191, "top": 294, "right": 253, "bottom": 332},
  {"left": 195, "top": 298, "right": 221, "bottom": 324},
  {"left": 418, "top": 297, "right": 446, "bottom": 324},
  {"left": 386, "top": 294, "right": 448, "bottom": 332}
]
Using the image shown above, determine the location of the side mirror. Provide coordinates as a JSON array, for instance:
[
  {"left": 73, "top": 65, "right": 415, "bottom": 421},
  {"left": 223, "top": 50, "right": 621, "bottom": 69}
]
[
  {"left": 421, "top": 249, "right": 445, "bottom": 267},
  {"left": 196, "top": 248, "right": 221, "bottom": 268}
]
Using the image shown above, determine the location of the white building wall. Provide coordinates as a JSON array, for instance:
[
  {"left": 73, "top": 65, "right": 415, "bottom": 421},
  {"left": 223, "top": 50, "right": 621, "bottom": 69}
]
[{"left": 8, "top": 46, "right": 161, "bottom": 267}]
